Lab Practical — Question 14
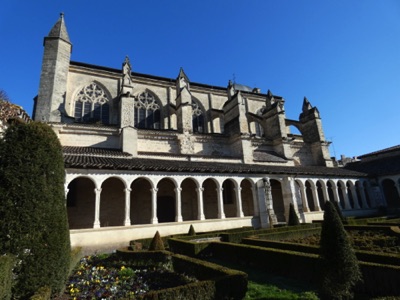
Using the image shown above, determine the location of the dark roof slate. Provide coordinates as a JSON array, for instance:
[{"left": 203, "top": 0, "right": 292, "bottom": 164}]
[
  {"left": 345, "top": 154, "right": 400, "bottom": 177},
  {"left": 358, "top": 145, "right": 400, "bottom": 159},
  {"left": 63, "top": 147, "right": 366, "bottom": 177}
]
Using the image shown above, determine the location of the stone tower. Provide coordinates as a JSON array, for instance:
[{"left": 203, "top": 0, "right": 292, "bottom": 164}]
[{"left": 34, "top": 13, "right": 72, "bottom": 122}]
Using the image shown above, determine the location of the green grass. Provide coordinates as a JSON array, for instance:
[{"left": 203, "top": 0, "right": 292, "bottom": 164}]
[{"left": 205, "top": 258, "right": 319, "bottom": 300}]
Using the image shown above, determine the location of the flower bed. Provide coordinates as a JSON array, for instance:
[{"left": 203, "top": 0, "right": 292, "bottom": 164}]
[{"left": 62, "top": 253, "right": 197, "bottom": 299}]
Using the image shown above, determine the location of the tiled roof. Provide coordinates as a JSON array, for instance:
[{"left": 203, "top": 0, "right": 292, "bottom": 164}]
[
  {"left": 358, "top": 145, "right": 400, "bottom": 159},
  {"left": 253, "top": 150, "right": 287, "bottom": 163},
  {"left": 63, "top": 146, "right": 132, "bottom": 158},
  {"left": 345, "top": 154, "right": 400, "bottom": 177},
  {"left": 63, "top": 147, "right": 366, "bottom": 177}
]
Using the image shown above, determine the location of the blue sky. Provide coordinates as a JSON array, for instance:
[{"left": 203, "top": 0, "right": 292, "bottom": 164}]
[{"left": 1, "top": 1, "right": 399, "bottom": 158}]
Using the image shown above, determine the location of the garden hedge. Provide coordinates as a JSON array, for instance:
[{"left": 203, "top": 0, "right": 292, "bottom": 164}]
[
  {"left": 0, "top": 122, "right": 71, "bottom": 298},
  {"left": 115, "top": 250, "right": 247, "bottom": 300},
  {"left": 0, "top": 254, "right": 14, "bottom": 300}
]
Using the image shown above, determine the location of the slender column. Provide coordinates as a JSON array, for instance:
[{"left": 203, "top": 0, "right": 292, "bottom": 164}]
[
  {"left": 311, "top": 185, "right": 321, "bottom": 211},
  {"left": 124, "top": 188, "right": 132, "bottom": 226},
  {"left": 299, "top": 183, "right": 309, "bottom": 212},
  {"left": 151, "top": 188, "right": 158, "bottom": 224},
  {"left": 64, "top": 188, "right": 69, "bottom": 205},
  {"left": 359, "top": 185, "right": 368, "bottom": 208},
  {"left": 350, "top": 185, "right": 360, "bottom": 209},
  {"left": 331, "top": 183, "right": 340, "bottom": 205},
  {"left": 175, "top": 187, "right": 183, "bottom": 222},
  {"left": 196, "top": 187, "right": 205, "bottom": 220},
  {"left": 340, "top": 186, "right": 351, "bottom": 209},
  {"left": 251, "top": 185, "right": 260, "bottom": 216},
  {"left": 321, "top": 184, "right": 329, "bottom": 206},
  {"left": 263, "top": 177, "right": 277, "bottom": 224},
  {"left": 216, "top": 187, "right": 225, "bottom": 219},
  {"left": 395, "top": 183, "right": 400, "bottom": 201},
  {"left": 93, "top": 188, "right": 102, "bottom": 228},
  {"left": 234, "top": 187, "right": 244, "bottom": 217}
]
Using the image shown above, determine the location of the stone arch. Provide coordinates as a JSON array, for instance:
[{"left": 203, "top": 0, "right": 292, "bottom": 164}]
[
  {"left": 327, "top": 180, "right": 336, "bottom": 202},
  {"left": 222, "top": 178, "right": 238, "bottom": 218},
  {"left": 305, "top": 180, "right": 316, "bottom": 211},
  {"left": 130, "top": 177, "right": 153, "bottom": 225},
  {"left": 270, "top": 179, "right": 285, "bottom": 222},
  {"left": 346, "top": 181, "right": 355, "bottom": 209},
  {"left": 363, "top": 181, "right": 372, "bottom": 208},
  {"left": 67, "top": 176, "right": 96, "bottom": 229},
  {"left": 240, "top": 178, "right": 255, "bottom": 216},
  {"left": 381, "top": 178, "right": 400, "bottom": 209},
  {"left": 294, "top": 180, "right": 307, "bottom": 211},
  {"left": 355, "top": 181, "right": 365, "bottom": 208},
  {"left": 181, "top": 177, "right": 199, "bottom": 221},
  {"left": 72, "top": 81, "right": 111, "bottom": 124},
  {"left": 202, "top": 178, "right": 219, "bottom": 219},
  {"left": 316, "top": 180, "right": 326, "bottom": 210},
  {"left": 288, "top": 124, "right": 302, "bottom": 136},
  {"left": 100, "top": 177, "right": 125, "bottom": 227},
  {"left": 157, "top": 178, "right": 177, "bottom": 223}
]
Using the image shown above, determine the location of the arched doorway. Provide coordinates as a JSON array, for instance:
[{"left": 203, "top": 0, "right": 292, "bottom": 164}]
[
  {"left": 100, "top": 177, "right": 125, "bottom": 227},
  {"left": 131, "top": 177, "right": 152, "bottom": 225},
  {"left": 222, "top": 179, "right": 237, "bottom": 218},
  {"left": 181, "top": 178, "right": 198, "bottom": 221},
  {"left": 203, "top": 178, "right": 219, "bottom": 219},
  {"left": 157, "top": 178, "right": 176, "bottom": 223},
  {"left": 382, "top": 179, "right": 400, "bottom": 209},
  {"left": 305, "top": 181, "right": 315, "bottom": 211},
  {"left": 67, "top": 177, "right": 95, "bottom": 229},
  {"left": 241, "top": 179, "right": 255, "bottom": 216},
  {"left": 316, "top": 181, "right": 325, "bottom": 210},
  {"left": 271, "top": 179, "right": 285, "bottom": 222}
]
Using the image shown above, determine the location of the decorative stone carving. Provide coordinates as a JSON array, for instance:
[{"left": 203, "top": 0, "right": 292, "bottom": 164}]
[
  {"left": 178, "top": 130, "right": 195, "bottom": 154},
  {"left": 120, "top": 100, "right": 134, "bottom": 128}
]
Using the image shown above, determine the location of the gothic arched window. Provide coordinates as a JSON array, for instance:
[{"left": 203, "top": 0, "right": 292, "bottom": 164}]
[
  {"left": 74, "top": 83, "right": 109, "bottom": 124},
  {"left": 192, "top": 100, "right": 205, "bottom": 133},
  {"left": 134, "top": 92, "right": 161, "bottom": 129}
]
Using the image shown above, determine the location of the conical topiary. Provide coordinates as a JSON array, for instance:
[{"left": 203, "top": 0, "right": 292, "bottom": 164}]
[
  {"left": 188, "top": 224, "right": 196, "bottom": 236},
  {"left": 288, "top": 203, "right": 300, "bottom": 226},
  {"left": 319, "top": 201, "right": 362, "bottom": 299},
  {"left": 332, "top": 200, "right": 347, "bottom": 224},
  {"left": 149, "top": 231, "right": 165, "bottom": 251}
]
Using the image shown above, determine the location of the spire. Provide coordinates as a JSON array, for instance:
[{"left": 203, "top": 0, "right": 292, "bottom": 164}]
[
  {"left": 176, "top": 67, "right": 190, "bottom": 92},
  {"left": 302, "top": 97, "right": 312, "bottom": 113},
  {"left": 47, "top": 13, "right": 71, "bottom": 44}
]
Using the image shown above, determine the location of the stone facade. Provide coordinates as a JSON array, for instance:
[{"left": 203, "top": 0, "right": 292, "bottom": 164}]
[{"left": 32, "top": 15, "right": 382, "bottom": 249}]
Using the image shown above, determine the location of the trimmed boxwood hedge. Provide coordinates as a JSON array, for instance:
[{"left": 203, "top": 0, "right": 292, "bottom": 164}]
[
  {"left": 0, "top": 254, "right": 14, "bottom": 300},
  {"left": 115, "top": 249, "right": 247, "bottom": 300}
]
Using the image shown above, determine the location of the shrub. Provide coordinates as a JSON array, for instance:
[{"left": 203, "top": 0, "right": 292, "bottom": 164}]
[
  {"left": 288, "top": 203, "right": 300, "bottom": 226},
  {"left": 0, "top": 122, "right": 71, "bottom": 299},
  {"left": 0, "top": 254, "right": 15, "bottom": 300},
  {"left": 319, "top": 201, "right": 362, "bottom": 299},
  {"left": 188, "top": 224, "right": 196, "bottom": 236},
  {"left": 149, "top": 231, "right": 165, "bottom": 251}
]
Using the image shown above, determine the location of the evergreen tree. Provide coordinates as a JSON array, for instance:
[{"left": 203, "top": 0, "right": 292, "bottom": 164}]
[
  {"left": 319, "top": 201, "right": 362, "bottom": 300},
  {"left": 149, "top": 231, "right": 165, "bottom": 251},
  {"left": 188, "top": 224, "right": 196, "bottom": 236},
  {"left": 0, "top": 122, "right": 71, "bottom": 299},
  {"left": 288, "top": 203, "right": 300, "bottom": 226},
  {"left": 332, "top": 200, "right": 347, "bottom": 224}
]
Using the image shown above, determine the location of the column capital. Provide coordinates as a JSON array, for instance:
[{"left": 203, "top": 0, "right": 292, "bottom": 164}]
[
  {"left": 234, "top": 187, "right": 242, "bottom": 192},
  {"left": 174, "top": 187, "right": 183, "bottom": 192},
  {"left": 124, "top": 188, "right": 132, "bottom": 193},
  {"left": 196, "top": 187, "right": 205, "bottom": 192},
  {"left": 95, "top": 188, "right": 102, "bottom": 193},
  {"left": 150, "top": 188, "right": 159, "bottom": 193}
]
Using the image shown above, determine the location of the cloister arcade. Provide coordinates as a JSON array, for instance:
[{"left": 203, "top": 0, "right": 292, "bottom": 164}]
[
  {"left": 379, "top": 176, "right": 400, "bottom": 209},
  {"left": 65, "top": 170, "right": 378, "bottom": 230}
]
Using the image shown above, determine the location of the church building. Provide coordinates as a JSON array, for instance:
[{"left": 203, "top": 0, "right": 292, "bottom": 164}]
[{"left": 33, "top": 14, "right": 379, "bottom": 249}]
